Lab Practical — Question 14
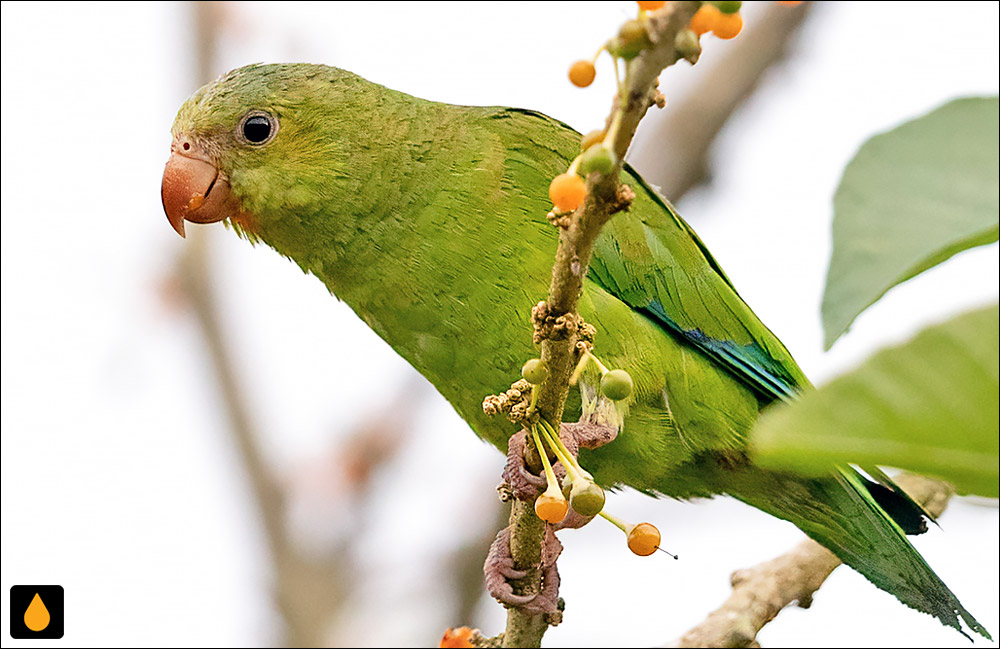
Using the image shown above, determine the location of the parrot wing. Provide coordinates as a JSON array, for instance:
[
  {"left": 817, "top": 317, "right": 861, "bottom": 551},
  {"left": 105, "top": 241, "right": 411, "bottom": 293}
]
[
  {"left": 489, "top": 106, "right": 807, "bottom": 404},
  {"left": 590, "top": 164, "right": 809, "bottom": 403}
]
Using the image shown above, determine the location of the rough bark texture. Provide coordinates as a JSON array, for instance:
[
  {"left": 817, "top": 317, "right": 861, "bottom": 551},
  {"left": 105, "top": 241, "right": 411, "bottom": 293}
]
[{"left": 501, "top": 4, "right": 703, "bottom": 647}]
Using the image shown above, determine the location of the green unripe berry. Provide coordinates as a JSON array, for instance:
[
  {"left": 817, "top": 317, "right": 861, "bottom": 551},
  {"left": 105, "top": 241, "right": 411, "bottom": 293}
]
[
  {"left": 580, "top": 145, "right": 617, "bottom": 176},
  {"left": 710, "top": 1, "right": 742, "bottom": 13},
  {"left": 675, "top": 28, "right": 701, "bottom": 63},
  {"left": 619, "top": 19, "right": 649, "bottom": 46},
  {"left": 601, "top": 369, "right": 633, "bottom": 401},
  {"left": 608, "top": 19, "right": 650, "bottom": 60},
  {"left": 561, "top": 471, "right": 574, "bottom": 500},
  {"left": 570, "top": 480, "right": 606, "bottom": 517},
  {"left": 521, "top": 358, "right": 548, "bottom": 384}
]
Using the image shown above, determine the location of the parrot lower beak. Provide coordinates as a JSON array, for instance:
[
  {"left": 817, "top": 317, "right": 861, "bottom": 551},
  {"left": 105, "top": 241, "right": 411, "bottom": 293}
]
[{"left": 161, "top": 145, "right": 235, "bottom": 237}]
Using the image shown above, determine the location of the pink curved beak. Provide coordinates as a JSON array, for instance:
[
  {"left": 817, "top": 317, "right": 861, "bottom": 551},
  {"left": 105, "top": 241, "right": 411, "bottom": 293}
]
[{"left": 161, "top": 141, "right": 235, "bottom": 237}]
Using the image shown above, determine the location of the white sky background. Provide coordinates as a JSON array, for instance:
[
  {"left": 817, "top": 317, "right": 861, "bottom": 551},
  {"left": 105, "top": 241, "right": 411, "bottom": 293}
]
[{"left": 1, "top": 1, "right": 998, "bottom": 647}]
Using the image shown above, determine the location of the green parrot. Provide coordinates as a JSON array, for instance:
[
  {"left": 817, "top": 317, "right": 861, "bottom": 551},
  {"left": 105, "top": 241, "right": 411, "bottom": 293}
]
[{"left": 161, "top": 63, "right": 988, "bottom": 639}]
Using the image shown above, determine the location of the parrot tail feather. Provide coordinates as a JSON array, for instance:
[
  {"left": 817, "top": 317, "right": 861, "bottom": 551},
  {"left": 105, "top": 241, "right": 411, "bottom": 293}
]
[{"left": 720, "top": 465, "right": 991, "bottom": 640}]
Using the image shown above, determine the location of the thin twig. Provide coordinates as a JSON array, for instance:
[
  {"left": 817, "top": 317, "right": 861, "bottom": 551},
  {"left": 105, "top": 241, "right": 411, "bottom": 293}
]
[
  {"left": 182, "top": 4, "right": 311, "bottom": 644},
  {"left": 501, "top": 4, "right": 703, "bottom": 647},
  {"left": 669, "top": 473, "right": 955, "bottom": 648},
  {"left": 632, "top": 1, "right": 813, "bottom": 199},
  {"left": 183, "top": 7, "right": 357, "bottom": 645},
  {"left": 182, "top": 228, "right": 422, "bottom": 645}
]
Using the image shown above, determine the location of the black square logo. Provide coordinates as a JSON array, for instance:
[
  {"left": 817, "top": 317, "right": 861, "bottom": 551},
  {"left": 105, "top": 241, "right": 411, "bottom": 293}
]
[{"left": 9, "top": 585, "right": 64, "bottom": 639}]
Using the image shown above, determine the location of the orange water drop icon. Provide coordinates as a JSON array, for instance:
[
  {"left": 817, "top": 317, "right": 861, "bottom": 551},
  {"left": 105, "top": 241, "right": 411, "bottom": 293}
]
[{"left": 24, "top": 592, "right": 51, "bottom": 632}]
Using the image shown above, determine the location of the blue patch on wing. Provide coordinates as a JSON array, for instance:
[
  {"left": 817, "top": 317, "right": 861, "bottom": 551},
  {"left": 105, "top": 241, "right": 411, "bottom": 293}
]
[{"left": 643, "top": 299, "right": 800, "bottom": 403}]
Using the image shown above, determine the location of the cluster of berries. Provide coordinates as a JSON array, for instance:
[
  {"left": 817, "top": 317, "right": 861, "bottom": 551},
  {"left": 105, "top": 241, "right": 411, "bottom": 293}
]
[
  {"left": 690, "top": 1, "right": 744, "bottom": 39},
  {"left": 521, "top": 357, "right": 663, "bottom": 557},
  {"left": 551, "top": 1, "right": 806, "bottom": 214},
  {"left": 552, "top": 0, "right": 772, "bottom": 214},
  {"left": 566, "top": 1, "right": 804, "bottom": 92},
  {"left": 547, "top": 126, "right": 618, "bottom": 211}
]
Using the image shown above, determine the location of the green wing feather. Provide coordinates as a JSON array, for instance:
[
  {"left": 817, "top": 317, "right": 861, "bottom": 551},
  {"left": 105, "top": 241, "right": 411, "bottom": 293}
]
[
  {"left": 590, "top": 166, "right": 810, "bottom": 403},
  {"left": 722, "top": 465, "right": 990, "bottom": 640},
  {"left": 489, "top": 107, "right": 810, "bottom": 404}
]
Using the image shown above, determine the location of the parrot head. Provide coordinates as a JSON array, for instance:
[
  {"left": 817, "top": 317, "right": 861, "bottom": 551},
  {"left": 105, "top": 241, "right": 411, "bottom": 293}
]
[{"left": 161, "top": 63, "right": 358, "bottom": 238}]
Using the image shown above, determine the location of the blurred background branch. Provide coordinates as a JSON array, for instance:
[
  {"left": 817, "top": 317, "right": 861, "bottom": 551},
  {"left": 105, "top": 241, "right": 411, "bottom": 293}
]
[
  {"left": 669, "top": 473, "right": 956, "bottom": 648},
  {"left": 180, "top": 5, "right": 503, "bottom": 645},
  {"left": 182, "top": 4, "right": 393, "bottom": 645},
  {"left": 632, "top": 1, "right": 812, "bottom": 199}
]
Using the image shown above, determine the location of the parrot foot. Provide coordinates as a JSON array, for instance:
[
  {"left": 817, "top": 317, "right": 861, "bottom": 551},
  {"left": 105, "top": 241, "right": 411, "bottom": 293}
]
[
  {"left": 500, "top": 421, "right": 616, "bottom": 506},
  {"left": 501, "top": 429, "right": 566, "bottom": 501},
  {"left": 484, "top": 526, "right": 563, "bottom": 621},
  {"left": 558, "top": 420, "right": 618, "bottom": 455},
  {"left": 552, "top": 507, "right": 595, "bottom": 531}
]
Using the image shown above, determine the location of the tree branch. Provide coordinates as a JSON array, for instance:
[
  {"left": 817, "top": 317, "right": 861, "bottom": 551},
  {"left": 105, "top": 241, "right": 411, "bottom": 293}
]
[
  {"left": 183, "top": 8, "right": 413, "bottom": 645},
  {"left": 500, "top": 4, "right": 703, "bottom": 647},
  {"left": 669, "top": 473, "right": 955, "bottom": 648},
  {"left": 632, "top": 1, "right": 813, "bottom": 200}
]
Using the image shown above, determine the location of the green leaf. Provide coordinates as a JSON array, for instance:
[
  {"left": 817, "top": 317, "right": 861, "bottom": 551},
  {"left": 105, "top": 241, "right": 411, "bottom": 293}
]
[
  {"left": 754, "top": 303, "right": 999, "bottom": 498},
  {"left": 822, "top": 97, "right": 999, "bottom": 349}
]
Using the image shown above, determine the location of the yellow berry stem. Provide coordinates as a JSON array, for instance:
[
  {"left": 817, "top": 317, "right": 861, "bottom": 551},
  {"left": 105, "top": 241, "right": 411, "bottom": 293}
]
[
  {"left": 568, "top": 352, "right": 590, "bottom": 386},
  {"left": 566, "top": 155, "right": 584, "bottom": 177},
  {"left": 612, "top": 57, "right": 624, "bottom": 96},
  {"left": 568, "top": 349, "right": 611, "bottom": 385},
  {"left": 602, "top": 105, "right": 625, "bottom": 152},
  {"left": 537, "top": 420, "right": 581, "bottom": 482},
  {"left": 589, "top": 352, "right": 611, "bottom": 375},
  {"left": 539, "top": 418, "right": 594, "bottom": 483},
  {"left": 598, "top": 510, "right": 630, "bottom": 533},
  {"left": 530, "top": 423, "right": 562, "bottom": 491}
]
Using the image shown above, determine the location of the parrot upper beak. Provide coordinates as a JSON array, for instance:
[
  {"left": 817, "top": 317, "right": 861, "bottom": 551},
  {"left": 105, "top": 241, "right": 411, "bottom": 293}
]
[{"left": 161, "top": 139, "right": 236, "bottom": 237}]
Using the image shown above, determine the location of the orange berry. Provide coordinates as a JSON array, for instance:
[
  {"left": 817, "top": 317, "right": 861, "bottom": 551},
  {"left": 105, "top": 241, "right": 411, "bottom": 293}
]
[
  {"left": 549, "top": 173, "right": 587, "bottom": 212},
  {"left": 778, "top": 1, "right": 804, "bottom": 5},
  {"left": 535, "top": 491, "right": 569, "bottom": 523},
  {"left": 712, "top": 11, "right": 742, "bottom": 39},
  {"left": 568, "top": 60, "right": 596, "bottom": 88},
  {"left": 627, "top": 522, "right": 661, "bottom": 556},
  {"left": 440, "top": 627, "right": 474, "bottom": 648},
  {"left": 689, "top": 4, "right": 721, "bottom": 36},
  {"left": 637, "top": 1, "right": 666, "bottom": 9}
]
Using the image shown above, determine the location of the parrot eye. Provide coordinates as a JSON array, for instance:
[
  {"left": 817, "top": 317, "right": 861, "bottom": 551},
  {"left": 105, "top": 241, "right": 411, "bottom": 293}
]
[{"left": 239, "top": 112, "right": 277, "bottom": 145}]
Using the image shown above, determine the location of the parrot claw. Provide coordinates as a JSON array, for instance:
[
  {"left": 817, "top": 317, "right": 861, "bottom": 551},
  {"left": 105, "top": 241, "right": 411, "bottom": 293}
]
[
  {"left": 553, "top": 507, "right": 595, "bottom": 531},
  {"left": 502, "top": 430, "right": 547, "bottom": 500},
  {"left": 484, "top": 527, "right": 563, "bottom": 620},
  {"left": 499, "top": 564, "right": 529, "bottom": 580},
  {"left": 501, "top": 418, "right": 617, "bottom": 503},
  {"left": 488, "top": 419, "right": 613, "bottom": 615},
  {"left": 559, "top": 420, "right": 618, "bottom": 454}
]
